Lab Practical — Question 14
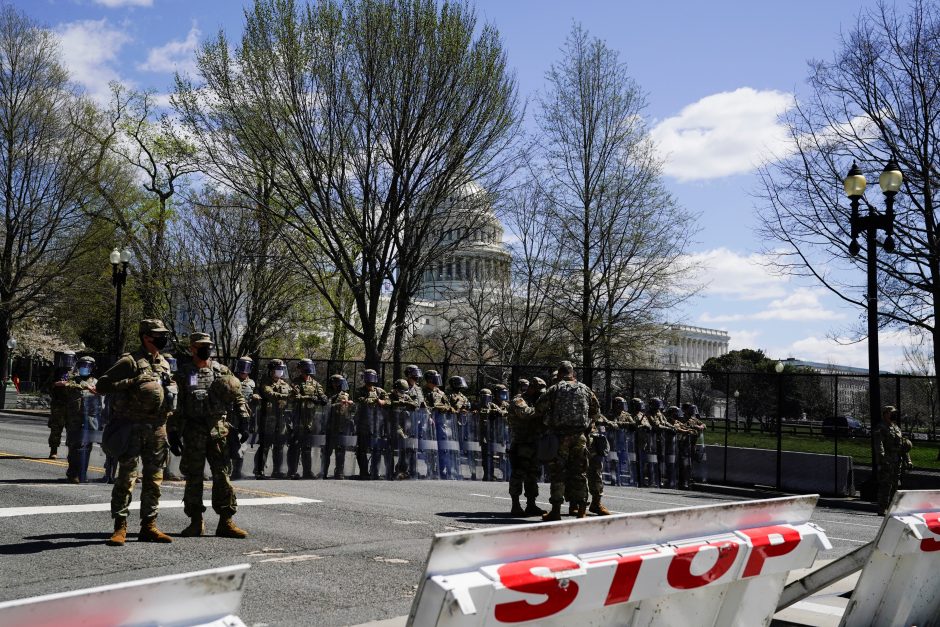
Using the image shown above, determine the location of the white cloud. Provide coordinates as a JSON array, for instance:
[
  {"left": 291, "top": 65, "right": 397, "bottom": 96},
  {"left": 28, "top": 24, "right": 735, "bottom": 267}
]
[
  {"left": 93, "top": 0, "right": 153, "bottom": 7},
  {"left": 726, "top": 329, "right": 762, "bottom": 351},
  {"left": 779, "top": 330, "right": 914, "bottom": 371},
  {"left": 56, "top": 19, "right": 131, "bottom": 103},
  {"left": 138, "top": 24, "right": 200, "bottom": 75},
  {"left": 651, "top": 87, "right": 795, "bottom": 182},
  {"left": 700, "top": 288, "right": 846, "bottom": 323},
  {"left": 684, "top": 247, "right": 789, "bottom": 301}
]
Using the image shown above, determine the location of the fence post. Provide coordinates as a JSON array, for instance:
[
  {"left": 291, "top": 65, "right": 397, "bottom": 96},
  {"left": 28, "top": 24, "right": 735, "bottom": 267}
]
[
  {"left": 834, "top": 374, "right": 839, "bottom": 496},
  {"left": 675, "top": 370, "right": 682, "bottom": 407},
  {"left": 724, "top": 373, "right": 730, "bottom": 484},
  {"left": 776, "top": 373, "right": 783, "bottom": 490}
]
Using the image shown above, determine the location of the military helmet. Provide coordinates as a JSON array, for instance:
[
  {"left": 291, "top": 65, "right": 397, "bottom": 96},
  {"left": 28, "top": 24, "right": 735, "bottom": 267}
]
[
  {"left": 211, "top": 374, "right": 243, "bottom": 405},
  {"left": 612, "top": 396, "right": 626, "bottom": 412},
  {"left": 493, "top": 384, "right": 509, "bottom": 403},
  {"left": 268, "top": 358, "right": 286, "bottom": 369},
  {"left": 691, "top": 404, "right": 700, "bottom": 417},
  {"left": 299, "top": 358, "right": 315, "bottom": 375},
  {"left": 404, "top": 364, "right": 422, "bottom": 380},
  {"left": 235, "top": 356, "right": 253, "bottom": 375},
  {"left": 681, "top": 402, "right": 693, "bottom": 414},
  {"left": 530, "top": 376, "right": 547, "bottom": 391},
  {"left": 650, "top": 397, "right": 664, "bottom": 411},
  {"left": 448, "top": 375, "right": 468, "bottom": 390},
  {"left": 479, "top": 388, "right": 493, "bottom": 405},
  {"left": 54, "top": 350, "right": 76, "bottom": 369},
  {"left": 628, "top": 398, "right": 645, "bottom": 414},
  {"left": 517, "top": 378, "right": 529, "bottom": 392},
  {"left": 666, "top": 405, "right": 683, "bottom": 419},
  {"left": 363, "top": 369, "right": 379, "bottom": 385},
  {"left": 330, "top": 373, "right": 349, "bottom": 391},
  {"left": 268, "top": 359, "right": 286, "bottom": 379},
  {"left": 77, "top": 356, "right": 96, "bottom": 375},
  {"left": 424, "top": 369, "right": 443, "bottom": 386},
  {"left": 77, "top": 355, "right": 96, "bottom": 365},
  {"left": 393, "top": 378, "right": 409, "bottom": 392}
]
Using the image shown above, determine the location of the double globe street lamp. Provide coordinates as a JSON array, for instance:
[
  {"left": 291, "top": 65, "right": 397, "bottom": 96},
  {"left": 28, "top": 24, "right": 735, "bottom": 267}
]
[
  {"left": 110, "top": 247, "right": 133, "bottom": 358},
  {"left": 843, "top": 158, "right": 902, "bottom": 495}
]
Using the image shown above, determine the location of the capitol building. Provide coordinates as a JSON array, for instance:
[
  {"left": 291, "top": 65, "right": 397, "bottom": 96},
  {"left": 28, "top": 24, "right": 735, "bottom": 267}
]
[{"left": 413, "top": 181, "right": 730, "bottom": 369}]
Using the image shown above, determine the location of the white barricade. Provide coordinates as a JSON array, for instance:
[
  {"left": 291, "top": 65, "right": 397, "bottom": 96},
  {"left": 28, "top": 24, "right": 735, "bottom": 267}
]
[
  {"left": 840, "top": 489, "right": 940, "bottom": 627},
  {"left": 409, "top": 495, "right": 830, "bottom": 626},
  {"left": 0, "top": 564, "right": 250, "bottom": 627}
]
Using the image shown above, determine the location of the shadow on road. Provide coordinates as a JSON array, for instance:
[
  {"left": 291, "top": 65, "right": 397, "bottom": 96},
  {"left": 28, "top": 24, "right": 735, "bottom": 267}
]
[
  {"left": 0, "top": 536, "right": 105, "bottom": 554},
  {"left": 0, "top": 478, "right": 70, "bottom": 484},
  {"left": 437, "top": 511, "right": 532, "bottom": 525}
]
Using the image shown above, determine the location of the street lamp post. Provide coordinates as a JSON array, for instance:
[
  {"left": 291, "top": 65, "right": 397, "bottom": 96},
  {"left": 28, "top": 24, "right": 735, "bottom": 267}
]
[
  {"left": 3, "top": 337, "right": 16, "bottom": 409},
  {"left": 775, "top": 360, "right": 784, "bottom": 490},
  {"left": 110, "top": 247, "right": 132, "bottom": 358},
  {"left": 844, "top": 159, "right": 902, "bottom": 499}
]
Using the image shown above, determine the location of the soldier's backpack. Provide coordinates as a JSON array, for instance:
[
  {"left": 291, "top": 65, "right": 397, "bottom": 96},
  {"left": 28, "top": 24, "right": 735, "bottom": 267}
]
[{"left": 549, "top": 380, "right": 591, "bottom": 431}]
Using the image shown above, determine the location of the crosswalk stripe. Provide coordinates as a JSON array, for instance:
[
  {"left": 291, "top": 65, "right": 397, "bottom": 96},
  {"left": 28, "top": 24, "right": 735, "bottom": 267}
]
[{"left": 0, "top": 496, "right": 320, "bottom": 517}]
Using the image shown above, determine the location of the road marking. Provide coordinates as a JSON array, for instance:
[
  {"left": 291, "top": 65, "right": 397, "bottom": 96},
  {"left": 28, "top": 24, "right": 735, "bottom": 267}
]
[
  {"left": 260, "top": 554, "right": 324, "bottom": 564},
  {"left": 469, "top": 493, "right": 491, "bottom": 497},
  {"left": 0, "top": 496, "right": 320, "bottom": 517},
  {"left": 0, "top": 451, "right": 104, "bottom": 473},
  {"left": 827, "top": 536, "right": 869, "bottom": 544}
]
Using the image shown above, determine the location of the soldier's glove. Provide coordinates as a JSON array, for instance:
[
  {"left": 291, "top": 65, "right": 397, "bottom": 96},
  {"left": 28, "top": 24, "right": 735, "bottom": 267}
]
[
  {"left": 168, "top": 431, "right": 184, "bottom": 457},
  {"left": 239, "top": 429, "right": 250, "bottom": 444},
  {"left": 278, "top": 400, "right": 287, "bottom": 409}
]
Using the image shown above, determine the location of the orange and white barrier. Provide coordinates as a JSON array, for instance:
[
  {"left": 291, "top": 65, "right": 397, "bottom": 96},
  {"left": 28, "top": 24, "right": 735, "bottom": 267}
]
[{"left": 408, "top": 496, "right": 830, "bottom": 626}]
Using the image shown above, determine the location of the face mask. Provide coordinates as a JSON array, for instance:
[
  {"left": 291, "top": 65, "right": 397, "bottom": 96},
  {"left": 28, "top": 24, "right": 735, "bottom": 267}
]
[
  {"left": 273, "top": 368, "right": 285, "bottom": 379},
  {"left": 150, "top": 335, "right": 169, "bottom": 350},
  {"left": 78, "top": 366, "right": 91, "bottom": 377},
  {"left": 196, "top": 346, "right": 211, "bottom": 360}
]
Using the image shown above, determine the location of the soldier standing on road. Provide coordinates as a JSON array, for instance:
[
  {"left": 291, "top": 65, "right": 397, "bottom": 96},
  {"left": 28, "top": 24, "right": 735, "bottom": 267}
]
[
  {"left": 169, "top": 333, "right": 250, "bottom": 539},
  {"left": 647, "top": 397, "right": 675, "bottom": 487},
  {"left": 507, "top": 378, "right": 546, "bottom": 517},
  {"left": 475, "top": 388, "right": 505, "bottom": 481},
  {"left": 56, "top": 356, "right": 100, "bottom": 483},
  {"left": 491, "top": 384, "right": 511, "bottom": 480},
  {"left": 422, "top": 370, "right": 450, "bottom": 478},
  {"left": 629, "top": 398, "right": 654, "bottom": 486},
  {"left": 253, "top": 359, "right": 291, "bottom": 479},
  {"left": 535, "top": 361, "right": 599, "bottom": 521},
  {"left": 390, "top": 378, "right": 419, "bottom": 479},
  {"left": 229, "top": 357, "right": 258, "bottom": 480},
  {"left": 96, "top": 319, "right": 175, "bottom": 546},
  {"left": 47, "top": 351, "right": 76, "bottom": 459},
  {"left": 877, "top": 405, "right": 911, "bottom": 515},
  {"left": 586, "top": 398, "right": 629, "bottom": 516},
  {"left": 322, "top": 374, "right": 354, "bottom": 479},
  {"left": 287, "top": 359, "right": 328, "bottom": 480},
  {"left": 354, "top": 369, "right": 388, "bottom": 480},
  {"left": 394, "top": 365, "right": 425, "bottom": 479}
]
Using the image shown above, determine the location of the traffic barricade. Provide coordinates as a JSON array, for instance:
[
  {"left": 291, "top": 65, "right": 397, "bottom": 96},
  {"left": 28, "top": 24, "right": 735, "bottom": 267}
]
[
  {"left": 839, "top": 489, "right": 940, "bottom": 627},
  {"left": 408, "top": 495, "right": 830, "bottom": 626},
  {"left": 0, "top": 564, "right": 250, "bottom": 627}
]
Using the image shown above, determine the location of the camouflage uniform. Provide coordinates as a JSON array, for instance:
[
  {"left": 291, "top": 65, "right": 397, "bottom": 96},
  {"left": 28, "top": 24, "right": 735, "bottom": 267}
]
[
  {"left": 229, "top": 375, "right": 258, "bottom": 480},
  {"left": 422, "top": 383, "right": 450, "bottom": 478},
  {"left": 478, "top": 400, "right": 505, "bottom": 482},
  {"left": 170, "top": 358, "right": 249, "bottom": 522},
  {"left": 535, "top": 372, "right": 600, "bottom": 519},
  {"left": 322, "top": 380, "right": 354, "bottom": 478},
  {"left": 287, "top": 374, "right": 328, "bottom": 479},
  {"left": 253, "top": 370, "right": 292, "bottom": 478},
  {"left": 588, "top": 411, "right": 620, "bottom": 501},
  {"left": 60, "top": 369, "right": 99, "bottom": 482},
  {"left": 390, "top": 382, "right": 420, "bottom": 479},
  {"left": 507, "top": 391, "right": 543, "bottom": 512},
  {"left": 354, "top": 382, "right": 389, "bottom": 479},
  {"left": 48, "top": 375, "right": 69, "bottom": 456},
  {"left": 877, "top": 408, "right": 906, "bottom": 514},
  {"left": 646, "top": 404, "right": 675, "bottom": 487},
  {"left": 95, "top": 321, "right": 174, "bottom": 538}
]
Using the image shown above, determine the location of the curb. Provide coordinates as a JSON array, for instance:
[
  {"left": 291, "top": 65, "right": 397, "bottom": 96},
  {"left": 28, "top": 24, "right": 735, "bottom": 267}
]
[{"left": 695, "top": 483, "right": 878, "bottom": 513}]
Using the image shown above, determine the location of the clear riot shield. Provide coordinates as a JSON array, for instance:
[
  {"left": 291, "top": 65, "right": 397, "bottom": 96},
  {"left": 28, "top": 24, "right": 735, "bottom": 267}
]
[
  {"left": 435, "top": 410, "right": 461, "bottom": 480},
  {"left": 393, "top": 407, "right": 418, "bottom": 479},
  {"left": 307, "top": 404, "right": 326, "bottom": 478},
  {"left": 458, "top": 411, "right": 481, "bottom": 480},
  {"left": 488, "top": 414, "right": 509, "bottom": 481},
  {"left": 692, "top": 431, "right": 708, "bottom": 483},
  {"left": 415, "top": 408, "right": 439, "bottom": 480},
  {"left": 661, "top": 432, "right": 678, "bottom": 489},
  {"left": 368, "top": 406, "right": 394, "bottom": 480},
  {"left": 338, "top": 404, "right": 359, "bottom": 478},
  {"left": 639, "top": 428, "right": 660, "bottom": 488},
  {"left": 619, "top": 428, "right": 637, "bottom": 487},
  {"left": 72, "top": 392, "right": 101, "bottom": 482}
]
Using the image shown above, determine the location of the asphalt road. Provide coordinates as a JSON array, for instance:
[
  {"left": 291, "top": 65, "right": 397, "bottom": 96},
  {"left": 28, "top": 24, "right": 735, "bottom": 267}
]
[{"left": 0, "top": 412, "right": 883, "bottom": 626}]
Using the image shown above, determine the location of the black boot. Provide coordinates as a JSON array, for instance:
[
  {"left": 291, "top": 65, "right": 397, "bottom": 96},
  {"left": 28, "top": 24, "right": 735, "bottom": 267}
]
[
  {"left": 524, "top": 499, "right": 546, "bottom": 516},
  {"left": 510, "top": 496, "right": 525, "bottom": 517}
]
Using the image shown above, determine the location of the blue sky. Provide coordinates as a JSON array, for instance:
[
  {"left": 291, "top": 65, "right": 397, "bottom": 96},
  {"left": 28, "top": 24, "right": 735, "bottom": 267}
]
[{"left": 17, "top": 0, "right": 923, "bottom": 370}]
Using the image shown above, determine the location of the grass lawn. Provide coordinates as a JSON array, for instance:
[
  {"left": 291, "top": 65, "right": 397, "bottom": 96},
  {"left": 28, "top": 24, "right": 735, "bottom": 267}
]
[{"left": 705, "top": 429, "right": 940, "bottom": 470}]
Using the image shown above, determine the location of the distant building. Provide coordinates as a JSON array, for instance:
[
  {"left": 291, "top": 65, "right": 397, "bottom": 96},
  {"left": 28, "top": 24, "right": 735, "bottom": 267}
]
[
  {"left": 780, "top": 358, "right": 889, "bottom": 416},
  {"left": 661, "top": 324, "right": 731, "bottom": 370}
]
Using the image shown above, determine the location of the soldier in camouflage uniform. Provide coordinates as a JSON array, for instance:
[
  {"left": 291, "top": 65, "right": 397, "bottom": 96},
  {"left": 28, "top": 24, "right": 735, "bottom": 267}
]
[
  {"left": 253, "top": 359, "right": 292, "bottom": 479},
  {"left": 646, "top": 397, "right": 675, "bottom": 487},
  {"left": 678, "top": 403, "right": 707, "bottom": 489},
  {"left": 97, "top": 319, "right": 175, "bottom": 546},
  {"left": 287, "top": 359, "right": 328, "bottom": 479},
  {"left": 535, "top": 362, "right": 599, "bottom": 521},
  {"left": 508, "top": 377, "right": 547, "bottom": 517},
  {"left": 490, "top": 384, "right": 511, "bottom": 480},
  {"left": 441, "top": 376, "right": 469, "bottom": 479},
  {"left": 322, "top": 374, "right": 354, "bottom": 478},
  {"left": 586, "top": 397, "right": 632, "bottom": 516},
  {"left": 390, "top": 379, "right": 419, "bottom": 479},
  {"left": 354, "top": 369, "right": 389, "bottom": 479},
  {"left": 169, "top": 333, "right": 250, "bottom": 538},
  {"left": 877, "top": 405, "right": 911, "bottom": 515},
  {"left": 393, "top": 365, "right": 425, "bottom": 479},
  {"left": 56, "top": 356, "right": 99, "bottom": 483},
  {"left": 229, "top": 357, "right": 258, "bottom": 480},
  {"left": 475, "top": 388, "right": 505, "bottom": 481},
  {"left": 47, "top": 351, "right": 76, "bottom": 459},
  {"left": 628, "top": 398, "right": 653, "bottom": 486},
  {"left": 422, "top": 370, "right": 450, "bottom": 478}
]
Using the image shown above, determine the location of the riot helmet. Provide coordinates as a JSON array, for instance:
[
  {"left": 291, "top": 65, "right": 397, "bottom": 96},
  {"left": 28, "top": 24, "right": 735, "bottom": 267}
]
[
  {"left": 666, "top": 405, "right": 684, "bottom": 419},
  {"left": 363, "top": 369, "right": 379, "bottom": 385},
  {"left": 330, "top": 373, "right": 349, "bottom": 392},
  {"left": 478, "top": 388, "right": 493, "bottom": 406},
  {"left": 650, "top": 397, "right": 664, "bottom": 412},
  {"left": 628, "top": 398, "right": 645, "bottom": 414},
  {"left": 691, "top": 404, "right": 700, "bottom": 417},
  {"left": 77, "top": 356, "right": 95, "bottom": 377},
  {"left": 393, "top": 378, "right": 409, "bottom": 392},
  {"left": 612, "top": 396, "right": 626, "bottom": 413},
  {"left": 517, "top": 378, "right": 529, "bottom": 394},
  {"left": 681, "top": 402, "right": 693, "bottom": 415},
  {"left": 54, "top": 351, "right": 76, "bottom": 370},
  {"left": 235, "top": 356, "right": 254, "bottom": 376},
  {"left": 424, "top": 369, "right": 443, "bottom": 386},
  {"left": 268, "top": 358, "right": 286, "bottom": 380},
  {"left": 404, "top": 364, "right": 422, "bottom": 380},
  {"left": 448, "top": 375, "right": 468, "bottom": 391},
  {"left": 493, "top": 384, "right": 509, "bottom": 403},
  {"left": 299, "top": 358, "right": 315, "bottom": 376}
]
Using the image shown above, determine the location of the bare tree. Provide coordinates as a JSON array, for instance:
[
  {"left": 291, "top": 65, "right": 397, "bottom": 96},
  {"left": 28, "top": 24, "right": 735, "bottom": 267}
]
[
  {"left": 175, "top": 0, "right": 520, "bottom": 370},
  {"left": 536, "top": 24, "right": 697, "bottom": 385},
  {"left": 0, "top": 6, "right": 99, "bottom": 379}
]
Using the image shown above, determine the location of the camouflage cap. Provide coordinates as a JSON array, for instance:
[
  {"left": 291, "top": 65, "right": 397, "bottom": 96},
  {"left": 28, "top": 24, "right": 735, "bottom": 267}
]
[
  {"left": 139, "top": 319, "right": 170, "bottom": 335},
  {"left": 77, "top": 355, "right": 96, "bottom": 365},
  {"left": 190, "top": 332, "right": 213, "bottom": 346},
  {"left": 268, "top": 358, "right": 286, "bottom": 368},
  {"left": 393, "top": 378, "right": 409, "bottom": 392},
  {"left": 479, "top": 388, "right": 492, "bottom": 396},
  {"left": 493, "top": 383, "right": 508, "bottom": 391}
]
